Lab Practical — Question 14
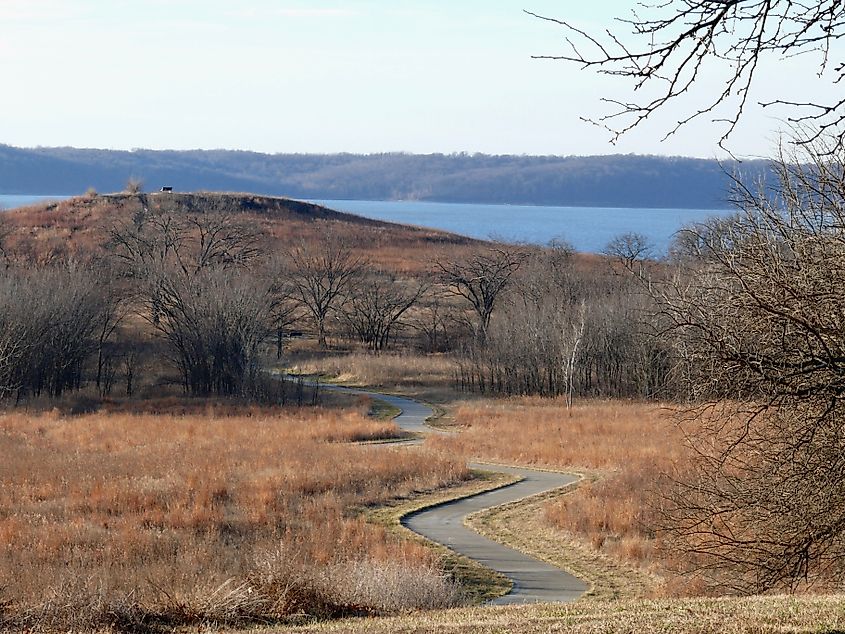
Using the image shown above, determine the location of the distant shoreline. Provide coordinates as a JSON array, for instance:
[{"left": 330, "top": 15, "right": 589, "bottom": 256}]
[{"left": 0, "top": 145, "right": 767, "bottom": 210}]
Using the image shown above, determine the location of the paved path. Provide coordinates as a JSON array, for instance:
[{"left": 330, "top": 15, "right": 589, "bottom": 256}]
[{"left": 315, "top": 382, "right": 589, "bottom": 604}]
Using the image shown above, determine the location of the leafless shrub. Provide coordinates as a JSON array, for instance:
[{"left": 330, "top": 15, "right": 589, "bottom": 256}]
[
  {"left": 124, "top": 178, "right": 143, "bottom": 194},
  {"left": 341, "top": 269, "right": 428, "bottom": 351},
  {"left": 287, "top": 234, "right": 364, "bottom": 348},
  {"left": 656, "top": 137, "right": 845, "bottom": 592}
]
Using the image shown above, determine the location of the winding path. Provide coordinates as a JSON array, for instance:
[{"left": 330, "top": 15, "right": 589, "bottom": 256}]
[{"left": 319, "top": 383, "right": 589, "bottom": 604}]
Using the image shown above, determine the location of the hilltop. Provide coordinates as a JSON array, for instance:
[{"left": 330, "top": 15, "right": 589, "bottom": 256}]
[
  {"left": 0, "top": 145, "right": 773, "bottom": 209},
  {"left": 1, "top": 191, "right": 479, "bottom": 270}
]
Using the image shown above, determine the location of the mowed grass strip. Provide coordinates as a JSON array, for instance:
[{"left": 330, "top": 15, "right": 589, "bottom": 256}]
[{"left": 267, "top": 594, "right": 845, "bottom": 634}]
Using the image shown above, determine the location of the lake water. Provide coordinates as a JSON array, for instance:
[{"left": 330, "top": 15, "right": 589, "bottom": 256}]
[
  {"left": 0, "top": 194, "right": 68, "bottom": 209},
  {"left": 0, "top": 194, "right": 732, "bottom": 254},
  {"left": 311, "top": 199, "right": 732, "bottom": 254}
]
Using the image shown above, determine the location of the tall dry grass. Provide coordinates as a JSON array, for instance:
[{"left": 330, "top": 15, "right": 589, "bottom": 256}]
[
  {"left": 287, "top": 351, "right": 457, "bottom": 394},
  {"left": 429, "top": 398, "right": 698, "bottom": 594},
  {"left": 0, "top": 406, "right": 469, "bottom": 630}
]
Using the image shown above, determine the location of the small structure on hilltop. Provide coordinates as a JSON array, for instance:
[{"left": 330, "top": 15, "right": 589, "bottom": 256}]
[{"left": 160, "top": 186, "right": 173, "bottom": 192}]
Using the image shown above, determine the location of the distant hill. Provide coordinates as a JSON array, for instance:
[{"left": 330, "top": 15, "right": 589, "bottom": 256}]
[
  {"left": 0, "top": 145, "right": 773, "bottom": 209},
  {"left": 2, "top": 192, "right": 479, "bottom": 271}
]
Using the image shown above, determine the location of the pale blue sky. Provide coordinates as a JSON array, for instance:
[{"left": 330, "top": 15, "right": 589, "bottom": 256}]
[{"left": 0, "top": 1, "right": 836, "bottom": 157}]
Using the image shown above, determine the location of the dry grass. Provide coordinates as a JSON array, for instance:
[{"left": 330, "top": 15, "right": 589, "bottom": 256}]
[
  {"left": 260, "top": 594, "right": 845, "bottom": 633},
  {"left": 364, "top": 469, "right": 519, "bottom": 604},
  {"left": 428, "top": 398, "right": 697, "bottom": 595},
  {"left": 284, "top": 351, "right": 458, "bottom": 401},
  {"left": 0, "top": 405, "right": 471, "bottom": 630},
  {"left": 3, "top": 193, "right": 483, "bottom": 272}
]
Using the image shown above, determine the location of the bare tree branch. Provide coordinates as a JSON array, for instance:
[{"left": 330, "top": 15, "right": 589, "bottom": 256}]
[{"left": 530, "top": 1, "right": 845, "bottom": 150}]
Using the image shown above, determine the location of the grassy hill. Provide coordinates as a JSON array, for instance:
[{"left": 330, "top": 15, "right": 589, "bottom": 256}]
[{"left": 2, "top": 191, "right": 479, "bottom": 271}]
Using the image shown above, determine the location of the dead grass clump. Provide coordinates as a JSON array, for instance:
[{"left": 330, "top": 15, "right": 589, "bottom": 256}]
[
  {"left": 328, "top": 558, "right": 463, "bottom": 612},
  {"left": 0, "top": 407, "right": 470, "bottom": 629},
  {"left": 247, "top": 546, "right": 463, "bottom": 619}
]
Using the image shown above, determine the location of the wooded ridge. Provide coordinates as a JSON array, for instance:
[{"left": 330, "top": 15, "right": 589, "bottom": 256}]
[{"left": 0, "top": 145, "right": 772, "bottom": 209}]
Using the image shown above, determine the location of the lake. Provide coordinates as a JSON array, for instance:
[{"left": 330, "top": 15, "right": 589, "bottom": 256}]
[
  {"left": 0, "top": 194, "right": 68, "bottom": 209},
  {"left": 311, "top": 199, "right": 732, "bottom": 254},
  {"left": 0, "top": 194, "right": 732, "bottom": 254}
]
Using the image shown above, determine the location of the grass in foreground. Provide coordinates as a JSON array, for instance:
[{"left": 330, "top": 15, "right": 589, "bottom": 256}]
[
  {"left": 257, "top": 594, "right": 845, "bottom": 633},
  {"left": 0, "top": 404, "right": 472, "bottom": 630}
]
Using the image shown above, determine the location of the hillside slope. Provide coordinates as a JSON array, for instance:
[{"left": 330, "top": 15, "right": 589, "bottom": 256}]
[{"left": 1, "top": 192, "right": 479, "bottom": 270}]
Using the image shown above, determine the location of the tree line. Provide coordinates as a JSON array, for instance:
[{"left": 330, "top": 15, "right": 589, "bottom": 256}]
[
  {"left": 0, "top": 195, "right": 679, "bottom": 403},
  {"left": 0, "top": 144, "right": 774, "bottom": 209}
]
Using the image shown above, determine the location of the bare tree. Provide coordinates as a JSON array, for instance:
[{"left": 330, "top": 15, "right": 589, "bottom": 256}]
[
  {"left": 93, "top": 277, "right": 131, "bottom": 394},
  {"left": 268, "top": 257, "right": 304, "bottom": 359},
  {"left": 153, "top": 270, "right": 274, "bottom": 396},
  {"left": 109, "top": 207, "right": 270, "bottom": 395},
  {"left": 655, "top": 139, "right": 845, "bottom": 592},
  {"left": 287, "top": 236, "right": 363, "bottom": 349},
  {"left": 437, "top": 246, "right": 527, "bottom": 343},
  {"left": 341, "top": 269, "right": 428, "bottom": 351},
  {"left": 109, "top": 205, "right": 262, "bottom": 280},
  {"left": 530, "top": 1, "right": 845, "bottom": 149},
  {"left": 411, "top": 288, "right": 467, "bottom": 353},
  {"left": 605, "top": 232, "right": 654, "bottom": 268},
  {"left": 0, "top": 266, "right": 109, "bottom": 399}
]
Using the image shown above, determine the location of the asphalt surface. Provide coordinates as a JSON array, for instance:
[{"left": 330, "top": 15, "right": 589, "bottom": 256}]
[{"left": 315, "top": 381, "right": 589, "bottom": 604}]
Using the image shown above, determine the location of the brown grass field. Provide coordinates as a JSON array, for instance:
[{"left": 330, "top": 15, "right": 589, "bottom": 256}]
[
  {"left": 0, "top": 403, "right": 471, "bottom": 630},
  {"left": 2, "top": 192, "right": 842, "bottom": 631},
  {"left": 2, "top": 359, "right": 843, "bottom": 632},
  {"left": 283, "top": 352, "right": 702, "bottom": 594},
  {"left": 284, "top": 351, "right": 458, "bottom": 402}
]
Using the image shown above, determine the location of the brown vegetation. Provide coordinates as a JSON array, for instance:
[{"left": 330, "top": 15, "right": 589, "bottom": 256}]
[
  {"left": 0, "top": 405, "right": 470, "bottom": 630},
  {"left": 278, "top": 595, "right": 845, "bottom": 634},
  {"left": 428, "top": 398, "right": 701, "bottom": 594},
  {"left": 3, "top": 166, "right": 844, "bottom": 622},
  {"left": 2, "top": 192, "right": 480, "bottom": 271}
]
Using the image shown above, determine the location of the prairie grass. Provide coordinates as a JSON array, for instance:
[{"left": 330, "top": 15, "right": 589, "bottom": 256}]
[
  {"left": 0, "top": 406, "right": 470, "bottom": 630},
  {"left": 428, "top": 398, "right": 694, "bottom": 594},
  {"left": 4, "top": 193, "right": 481, "bottom": 271},
  {"left": 286, "top": 351, "right": 458, "bottom": 397}
]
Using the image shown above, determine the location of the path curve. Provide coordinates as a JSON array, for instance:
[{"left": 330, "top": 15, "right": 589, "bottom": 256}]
[{"left": 318, "top": 382, "right": 589, "bottom": 604}]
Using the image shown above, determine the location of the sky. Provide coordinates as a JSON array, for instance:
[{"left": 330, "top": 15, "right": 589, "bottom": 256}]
[{"left": 0, "top": 0, "right": 839, "bottom": 158}]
